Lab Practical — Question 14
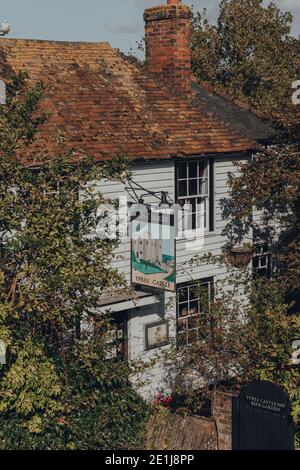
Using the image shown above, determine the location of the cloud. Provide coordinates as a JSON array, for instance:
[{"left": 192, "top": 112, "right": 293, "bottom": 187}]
[
  {"left": 107, "top": 24, "right": 142, "bottom": 34},
  {"left": 131, "top": 0, "right": 299, "bottom": 33}
]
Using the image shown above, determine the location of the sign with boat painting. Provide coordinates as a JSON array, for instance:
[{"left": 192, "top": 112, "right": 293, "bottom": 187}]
[{"left": 131, "top": 209, "right": 175, "bottom": 292}]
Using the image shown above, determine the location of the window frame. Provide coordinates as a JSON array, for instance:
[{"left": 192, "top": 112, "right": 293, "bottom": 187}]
[
  {"left": 106, "top": 312, "right": 128, "bottom": 360},
  {"left": 176, "top": 277, "right": 214, "bottom": 346},
  {"left": 252, "top": 241, "right": 273, "bottom": 279},
  {"left": 175, "top": 158, "right": 214, "bottom": 234}
]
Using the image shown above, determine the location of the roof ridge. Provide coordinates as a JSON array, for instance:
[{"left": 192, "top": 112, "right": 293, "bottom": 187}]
[{"left": 0, "top": 37, "right": 112, "bottom": 47}]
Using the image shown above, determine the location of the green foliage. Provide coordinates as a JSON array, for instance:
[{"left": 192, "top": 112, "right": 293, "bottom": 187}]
[
  {"left": 0, "top": 333, "right": 149, "bottom": 449},
  {"left": 247, "top": 278, "right": 299, "bottom": 389},
  {"left": 244, "top": 278, "right": 300, "bottom": 426},
  {"left": 169, "top": 254, "right": 300, "bottom": 426},
  {"left": 191, "top": 0, "right": 299, "bottom": 128},
  {"left": 0, "top": 71, "right": 47, "bottom": 157},
  {"left": 0, "top": 337, "right": 62, "bottom": 420},
  {"left": 222, "top": 144, "right": 300, "bottom": 289},
  {"left": 191, "top": 4, "right": 300, "bottom": 423},
  {"left": 0, "top": 72, "right": 149, "bottom": 449}
]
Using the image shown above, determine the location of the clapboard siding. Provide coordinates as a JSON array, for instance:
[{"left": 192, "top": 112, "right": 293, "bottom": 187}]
[
  {"left": 95, "top": 155, "right": 250, "bottom": 286},
  {"left": 92, "top": 154, "right": 253, "bottom": 399},
  {"left": 95, "top": 161, "right": 174, "bottom": 284},
  {"left": 176, "top": 155, "right": 249, "bottom": 284}
]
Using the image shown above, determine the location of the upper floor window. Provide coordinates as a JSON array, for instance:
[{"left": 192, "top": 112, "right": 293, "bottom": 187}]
[
  {"left": 176, "top": 159, "right": 214, "bottom": 232},
  {"left": 253, "top": 242, "right": 273, "bottom": 278}
]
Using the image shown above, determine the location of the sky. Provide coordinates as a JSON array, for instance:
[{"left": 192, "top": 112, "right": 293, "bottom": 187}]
[{"left": 0, "top": 0, "right": 299, "bottom": 56}]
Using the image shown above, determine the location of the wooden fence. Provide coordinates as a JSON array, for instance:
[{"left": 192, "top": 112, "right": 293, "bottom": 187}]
[
  {"left": 145, "top": 391, "right": 235, "bottom": 450},
  {"left": 146, "top": 410, "right": 217, "bottom": 450}
]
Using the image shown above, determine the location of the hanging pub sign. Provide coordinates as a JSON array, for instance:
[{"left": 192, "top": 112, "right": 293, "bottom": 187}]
[{"left": 131, "top": 206, "right": 175, "bottom": 292}]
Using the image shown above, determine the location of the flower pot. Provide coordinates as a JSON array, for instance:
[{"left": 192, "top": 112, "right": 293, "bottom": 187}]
[{"left": 226, "top": 247, "right": 254, "bottom": 268}]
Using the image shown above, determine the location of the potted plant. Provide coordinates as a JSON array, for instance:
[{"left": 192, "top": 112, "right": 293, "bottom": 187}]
[{"left": 225, "top": 242, "right": 254, "bottom": 268}]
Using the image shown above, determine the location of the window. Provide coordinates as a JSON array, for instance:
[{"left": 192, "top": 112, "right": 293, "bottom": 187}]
[
  {"left": 253, "top": 242, "right": 273, "bottom": 278},
  {"left": 177, "top": 278, "right": 213, "bottom": 346},
  {"left": 106, "top": 313, "right": 128, "bottom": 360},
  {"left": 176, "top": 159, "right": 214, "bottom": 233}
]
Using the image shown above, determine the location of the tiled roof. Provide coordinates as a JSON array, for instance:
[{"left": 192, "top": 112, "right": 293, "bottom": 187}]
[
  {"left": 192, "top": 80, "right": 275, "bottom": 142},
  {"left": 0, "top": 39, "right": 257, "bottom": 161}
]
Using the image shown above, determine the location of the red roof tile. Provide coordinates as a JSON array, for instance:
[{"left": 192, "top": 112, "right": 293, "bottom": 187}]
[{"left": 0, "top": 39, "right": 257, "bottom": 161}]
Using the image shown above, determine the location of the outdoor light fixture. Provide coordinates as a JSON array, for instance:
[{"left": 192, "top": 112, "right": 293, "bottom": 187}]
[{"left": 159, "top": 191, "right": 172, "bottom": 207}]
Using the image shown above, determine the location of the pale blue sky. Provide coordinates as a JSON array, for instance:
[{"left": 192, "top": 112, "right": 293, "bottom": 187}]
[{"left": 1, "top": 0, "right": 299, "bottom": 55}]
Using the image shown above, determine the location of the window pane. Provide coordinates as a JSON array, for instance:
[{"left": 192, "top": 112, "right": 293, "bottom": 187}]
[
  {"left": 196, "top": 210, "right": 205, "bottom": 229},
  {"left": 189, "top": 179, "right": 198, "bottom": 196},
  {"left": 262, "top": 244, "right": 269, "bottom": 254},
  {"left": 178, "top": 163, "right": 187, "bottom": 179},
  {"left": 178, "top": 287, "right": 188, "bottom": 302},
  {"left": 199, "top": 284, "right": 210, "bottom": 308},
  {"left": 260, "top": 255, "right": 268, "bottom": 268},
  {"left": 189, "top": 285, "right": 200, "bottom": 300},
  {"left": 178, "top": 180, "right": 187, "bottom": 198},
  {"left": 254, "top": 245, "right": 262, "bottom": 256},
  {"left": 177, "top": 159, "right": 211, "bottom": 233},
  {"left": 190, "top": 212, "right": 195, "bottom": 230},
  {"left": 189, "top": 162, "right": 198, "bottom": 178},
  {"left": 178, "top": 303, "right": 189, "bottom": 318},
  {"left": 107, "top": 316, "right": 127, "bottom": 360},
  {"left": 253, "top": 242, "right": 272, "bottom": 279},
  {"left": 191, "top": 199, "right": 197, "bottom": 212},
  {"left": 199, "top": 161, "right": 207, "bottom": 178},
  {"left": 189, "top": 300, "right": 200, "bottom": 315},
  {"left": 199, "top": 179, "right": 208, "bottom": 195},
  {"left": 196, "top": 197, "right": 205, "bottom": 213}
]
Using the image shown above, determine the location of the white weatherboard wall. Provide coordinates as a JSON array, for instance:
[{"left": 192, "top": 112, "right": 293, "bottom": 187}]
[
  {"left": 176, "top": 155, "right": 249, "bottom": 285},
  {"left": 96, "top": 154, "right": 250, "bottom": 399},
  {"left": 97, "top": 161, "right": 174, "bottom": 284},
  {"left": 128, "top": 290, "right": 176, "bottom": 398}
]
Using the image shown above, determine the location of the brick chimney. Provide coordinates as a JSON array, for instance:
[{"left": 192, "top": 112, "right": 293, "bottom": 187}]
[{"left": 144, "top": 0, "right": 192, "bottom": 95}]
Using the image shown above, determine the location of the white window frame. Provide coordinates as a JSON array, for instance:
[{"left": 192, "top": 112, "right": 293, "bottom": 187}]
[
  {"left": 176, "top": 159, "right": 211, "bottom": 232},
  {"left": 253, "top": 242, "right": 273, "bottom": 278},
  {"left": 177, "top": 278, "right": 213, "bottom": 346}
]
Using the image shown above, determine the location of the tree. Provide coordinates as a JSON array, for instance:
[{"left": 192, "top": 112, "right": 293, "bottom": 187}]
[
  {"left": 190, "top": 0, "right": 299, "bottom": 288},
  {"left": 168, "top": 263, "right": 252, "bottom": 413},
  {"left": 190, "top": 0, "right": 300, "bottom": 439},
  {"left": 167, "top": 255, "right": 300, "bottom": 434},
  {"left": 191, "top": 0, "right": 299, "bottom": 130},
  {"left": 222, "top": 144, "right": 300, "bottom": 291},
  {"left": 0, "top": 72, "right": 149, "bottom": 449}
]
